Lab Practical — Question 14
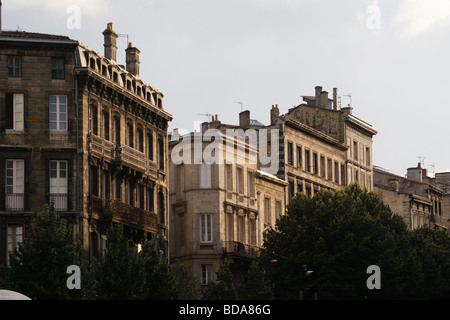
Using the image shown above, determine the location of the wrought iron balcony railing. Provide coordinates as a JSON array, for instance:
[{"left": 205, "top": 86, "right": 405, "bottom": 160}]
[{"left": 5, "top": 193, "right": 24, "bottom": 211}]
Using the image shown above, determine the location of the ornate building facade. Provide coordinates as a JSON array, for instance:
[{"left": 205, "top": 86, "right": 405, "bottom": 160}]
[{"left": 0, "top": 23, "right": 172, "bottom": 265}]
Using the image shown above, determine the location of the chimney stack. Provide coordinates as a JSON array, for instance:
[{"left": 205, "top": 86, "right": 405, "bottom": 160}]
[
  {"left": 320, "top": 91, "right": 329, "bottom": 109},
  {"left": 333, "top": 88, "right": 338, "bottom": 110},
  {"left": 239, "top": 110, "right": 251, "bottom": 129},
  {"left": 315, "top": 86, "right": 322, "bottom": 107},
  {"left": 270, "top": 104, "right": 280, "bottom": 125},
  {"left": 125, "top": 42, "right": 141, "bottom": 77},
  {"left": 103, "top": 22, "right": 118, "bottom": 62}
]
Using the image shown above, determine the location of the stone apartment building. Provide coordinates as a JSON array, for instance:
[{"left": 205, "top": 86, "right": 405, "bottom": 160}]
[
  {"left": 0, "top": 23, "right": 172, "bottom": 265},
  {"left": 168, "top": 130, "right": 286, "bottom": 288},
  {"left": 285, "top": 86, "right": 378, "bottom": 194},
  {"left": 374, "top": 163, "right": 449, "bottom": 232},
  {"left": 169, "top": 85, "right": 377, "bottom": 288}
]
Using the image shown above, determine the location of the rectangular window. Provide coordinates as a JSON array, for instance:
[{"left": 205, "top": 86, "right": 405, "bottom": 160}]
[
  {"left": 366, "top": 147, "right": 371, "bottom": 166},
  {"left": 50, "top": 160, "right": 68, "bottom": 211},
  {"left": 327, "top": 158, "right": 332, "bottom": 180},
  {"left": 200, "top": 214, "right": 212, "bottom": 242},
  {"left": 7, "top": 225, "right": 23, "bottom": 266},
  {"left": 137, "top": 128, "right": 144, "bottom": 152},
  {"left": 275, "top": 200, "right": 282, "bottom": 220},
  {"left": 5, "top": 160, "right": 25, "bottom": 211},
  {"left": 8, "top": 56, "right": 21, "bottom": 77},
  {"left": 287, "top": 142, "right": 293, "bottom": 165},
  {"left": 102, "top": 111, "right": 110, "bottom": 140},
  {"left": 264, "top": 197, "right": 271, "bottom": 224},
  {"left": 146, "top": 133, "right": 153, "bottom": 160},
  {"left": 297, "top": 179, "right": 303, "bottom": 194},
  {"left": 341, "top": 164, "right": 346, "bottom": 186},
  {"left": 247, "top": 170, "right": 255, "bottom": 197},
  {"left": 49, "top": 95, "right": 67, "bottom": 131},
  {"left": 201, "top": 264, "right": 213, "bottom": 285},
  {"left": 5, "top": 93, "right": 24, "bottom": 131},
  {"left": 288, "top": 180, "right": 295, "bottom": 199},
  {"left": 320, "top": 155, "right": 325, "bottom": 177},
  {"left": 225, "top": 164, "right": 233, "bottom": 191},
  {"left": 237, "top": 167, "right": 244, "bottom": 194},
  {"left": 305, "top": 150, "right": 311, "bottom": 172},
  {"left": 199, "top": 163, "right": 211, "bottom": 188},
  {"left": 334, "top": 161, "right": 339, "bottom": 184},
  {"left": 312, "top": 152, "right": 318, "bottom": 175},
  {"left": 114, "top": 117, "right": 121, "bottom": 145},
  {"left": 353, "top": 140, "right": 358, "bottom": 161},
  {"left": 51, "top": 58, "right": 64, "bottom": 79},
  {"left": 90, "top": 104, "right": 98, "bottom": 135},
  {"left": 296, "top": 146, "right": 302, "bottom": 168}
]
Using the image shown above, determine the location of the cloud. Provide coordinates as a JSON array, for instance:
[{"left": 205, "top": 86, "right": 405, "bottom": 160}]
[{"left": 393, "top": 0, "right": 450, "bottom": 37}]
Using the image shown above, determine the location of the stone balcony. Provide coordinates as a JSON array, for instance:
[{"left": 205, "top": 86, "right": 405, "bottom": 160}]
[
  {"left": 90, "top": 134, "right": 159, "bottom": 178},
  {"left": 92, "top": 196, "right": 158, "bottom": 233}
]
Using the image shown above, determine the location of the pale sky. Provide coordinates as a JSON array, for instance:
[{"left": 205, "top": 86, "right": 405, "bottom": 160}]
[{"left": 3, "top": 0, "right": 450, "bottom": 177}]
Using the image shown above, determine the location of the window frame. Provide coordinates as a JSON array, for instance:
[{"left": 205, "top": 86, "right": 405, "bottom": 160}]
[
  {"left": 8, "top": 56, "right": 21, "bottom": 78},
  {"left": 49, "top": 95, "right": 67, "bottom": 131},
  {"left": 51, "top": 58, "right": 65, "bottom": 79},
  {"left": 200, "top": 213, "right": 212, "bottom": 243}
]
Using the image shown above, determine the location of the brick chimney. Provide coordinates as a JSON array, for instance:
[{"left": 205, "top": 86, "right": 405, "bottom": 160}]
[
  {"left": 239, "top": 110, "right": 250, "bottom": 129},
  {"left": 333, "top": 88, "right": 338, "bottom": 110},
  {"left": 103, "top": 22, "right": 118, "bottom": 62},
  {"left": 125, "top": 42, "right": 140, "bottom": 77},
  {"left": 315, "top": 86, "right": 322, "bottom": 107},
  {"left": 270, "top": 104, "right": 280, "bottom": 125}
]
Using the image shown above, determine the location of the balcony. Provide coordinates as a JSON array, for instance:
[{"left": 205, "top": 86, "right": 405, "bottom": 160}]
[
  {"left": 222, "top": 241, "right": 260, "bottom": 259},
  {"left": 5, "top": 193, "right": 24, "bottom": 211},
  {"left": 49, "top": 193, "right": 68, "bottom": 211},
  {"left": 90, "top": 134, "right": 157, "bottom": 177},
  {"left": 95, "top": 198, "right": 158, "bottom": 233}
]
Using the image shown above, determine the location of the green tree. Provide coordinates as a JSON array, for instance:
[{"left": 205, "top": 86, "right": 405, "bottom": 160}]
[
  {"left": 91, "top": 224, "right": 146, "bottom": 299},
  {"left": 410, "top": 225, "right": 450, "bottom": 299},
  {"left": 239, "top": 261, "right": 274, "bottom": 300},
  {"left": 202, "top": 260, "right": 238, "bottom": 300},
  {"left": 170, "top": 260, "right": 198, "bottom": 300},
  {"left": 5, "top": 203, "right": 86, "bottom": 300},
  {"left": 140, "top": 238, "right": 178, "bottom": 299},
  {"left": 260, "top": 184, "right": 424, "bottom": 299}
]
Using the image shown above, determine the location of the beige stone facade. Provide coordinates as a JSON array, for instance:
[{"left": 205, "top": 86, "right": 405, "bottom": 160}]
[
  {"left": 373, "top": 164, "right": 449, "bottom": 232},
  {"left": 0, "top": 24, "right": 172, "bottom": 265},
  {"left": 169, "top": 85, "right": 377, "bottom": 289},
  {"left": 169, "top": 132, "right": 286, "bottom": 287}
]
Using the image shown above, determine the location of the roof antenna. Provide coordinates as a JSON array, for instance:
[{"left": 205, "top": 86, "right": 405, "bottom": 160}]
[
  {"left": 197, "top": 113, "right": 212, "bottom": 122},
  {"left": 234, "top": 101, "right": 243, "bottom": 112}
]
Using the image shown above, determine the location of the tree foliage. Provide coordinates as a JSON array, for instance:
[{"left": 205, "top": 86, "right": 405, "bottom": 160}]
[
  {"left": 4, "top": 204, "right": 86, "bottom": 299},
  {"left": 260, "top": 184, "right": 450, "bottom": 299}
]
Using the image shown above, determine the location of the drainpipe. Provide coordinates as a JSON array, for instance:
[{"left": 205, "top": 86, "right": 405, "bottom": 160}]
[{"left": 75, "top": 70, "right": 80, "bottom": 234}]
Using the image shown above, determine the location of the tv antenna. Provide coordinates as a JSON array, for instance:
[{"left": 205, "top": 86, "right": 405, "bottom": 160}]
[
  {"left": 197, "top": 113, "right": 212, "bottom": 122},
  {"left": 417, "top": 156, "right": 426, "bottom": 167},
  {"left": 234, "top": 101, "right": 244, "bottom": 112},
  {"left": 343, "top": 94, "right": 352, "bottom": 107}
]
